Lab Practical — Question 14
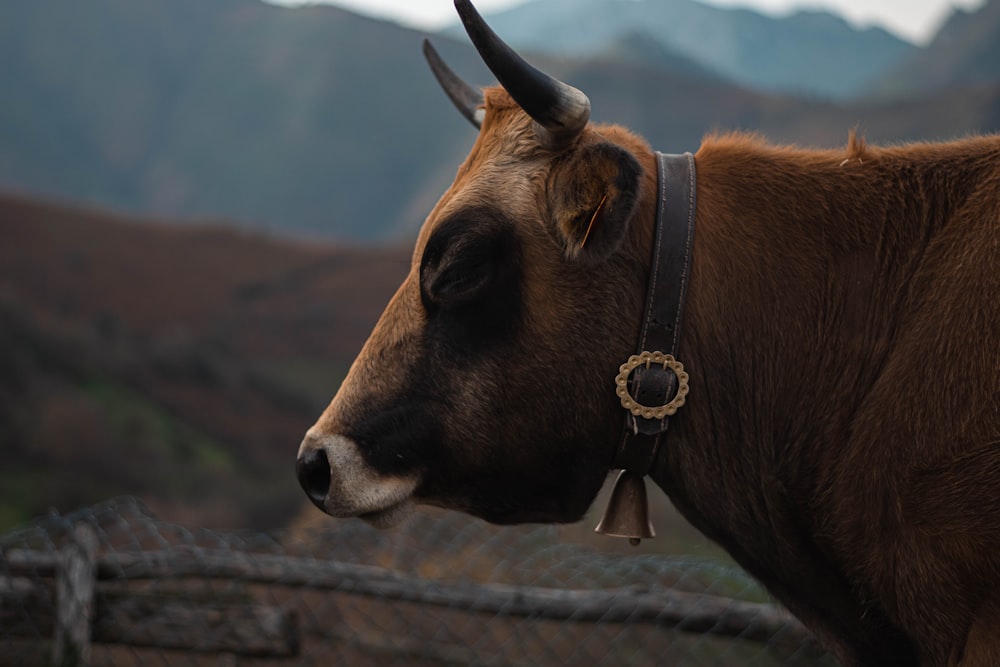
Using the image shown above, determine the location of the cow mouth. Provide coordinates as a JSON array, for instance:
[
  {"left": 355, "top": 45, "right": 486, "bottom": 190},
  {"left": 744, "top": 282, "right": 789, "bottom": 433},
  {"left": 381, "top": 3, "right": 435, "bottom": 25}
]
[
  {"left": 318, "top": 473, "right": 419, "bottom": 526},
  {"left": 359, "top": 498, "right": 415, "bottom": 528}
]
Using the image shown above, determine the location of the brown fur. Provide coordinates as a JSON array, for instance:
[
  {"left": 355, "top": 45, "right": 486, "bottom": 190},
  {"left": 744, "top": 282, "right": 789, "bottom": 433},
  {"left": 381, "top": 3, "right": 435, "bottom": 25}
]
[
  {"left": 307, "top": 87, "right": 1000, "bottom": 665},
  {"left": 673, "top": 131, "right": 1000, "bottom": 664}
]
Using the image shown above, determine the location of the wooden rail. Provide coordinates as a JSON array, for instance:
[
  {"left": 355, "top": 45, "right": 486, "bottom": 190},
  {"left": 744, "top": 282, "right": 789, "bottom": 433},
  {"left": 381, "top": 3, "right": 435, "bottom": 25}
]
[{"left": 2, "top": 524, "right": 819, "bottom": 664}]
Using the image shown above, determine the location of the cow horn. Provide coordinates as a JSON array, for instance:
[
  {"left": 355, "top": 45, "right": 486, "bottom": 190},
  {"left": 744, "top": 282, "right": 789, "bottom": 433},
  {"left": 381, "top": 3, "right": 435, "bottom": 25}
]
[
  {"left": 454, "top": 0, "right": 591, "bottom": 147},
  {"left": 423, "top": 39, "right": 485, "bottom": 128}
]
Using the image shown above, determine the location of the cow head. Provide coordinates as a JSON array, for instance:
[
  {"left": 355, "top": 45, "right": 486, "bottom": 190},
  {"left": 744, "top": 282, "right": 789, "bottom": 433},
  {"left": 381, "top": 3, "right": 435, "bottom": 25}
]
[{"left": 296, "top": 0, "right": 658, "bottom": 527}]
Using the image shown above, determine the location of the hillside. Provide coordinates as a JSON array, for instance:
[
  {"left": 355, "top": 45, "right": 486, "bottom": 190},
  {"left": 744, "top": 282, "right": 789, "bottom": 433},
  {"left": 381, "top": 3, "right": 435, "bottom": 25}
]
[
  {"left": 0, "top": 0, "right": 997, "bottom": 243},
  {"left": 439, "top": 0, "right": 915, "bottom": 99},
  {"left": 558, "top": 59, "right": 1000, "bottom": 152},
  {"left": 0, "top": 0, "right": 473, "bottom": 240},
  {"left": 0, "top": 192, "right": 408, "bottom": 531},
  {"left": 869, "top": 0, "right": 1000, "bottom": 98}
]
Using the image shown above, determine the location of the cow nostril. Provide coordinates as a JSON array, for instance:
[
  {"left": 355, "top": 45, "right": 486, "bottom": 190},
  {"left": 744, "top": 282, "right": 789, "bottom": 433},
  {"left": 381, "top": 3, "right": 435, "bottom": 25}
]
[{"left": 296, "top": 448, "right": 331, "bottom": 507}]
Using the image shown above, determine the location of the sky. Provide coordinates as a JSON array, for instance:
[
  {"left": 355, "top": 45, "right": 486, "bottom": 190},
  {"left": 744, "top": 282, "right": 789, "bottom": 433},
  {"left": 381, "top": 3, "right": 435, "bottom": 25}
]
[{"left": 267, "top": 0, "right": 985, "bottom": 45}]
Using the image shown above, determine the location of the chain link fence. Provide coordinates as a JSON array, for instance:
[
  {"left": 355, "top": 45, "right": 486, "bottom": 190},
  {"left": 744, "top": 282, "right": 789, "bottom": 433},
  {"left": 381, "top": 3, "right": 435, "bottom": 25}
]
[{"left": 1, "top": 497, "right": 833, "bottom": 666}]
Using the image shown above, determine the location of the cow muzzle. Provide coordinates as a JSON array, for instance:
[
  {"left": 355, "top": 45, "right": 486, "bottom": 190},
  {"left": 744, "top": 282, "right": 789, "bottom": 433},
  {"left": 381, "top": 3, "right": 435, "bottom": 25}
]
[{"left": 296, "top": 431, "right": 419, "bottom": 527}]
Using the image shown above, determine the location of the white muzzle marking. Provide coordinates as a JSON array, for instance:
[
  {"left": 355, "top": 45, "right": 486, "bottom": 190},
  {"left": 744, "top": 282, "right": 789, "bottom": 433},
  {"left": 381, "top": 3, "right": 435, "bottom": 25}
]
[{"left": 298, "top": 429, "right": 418, "bottom": 525}]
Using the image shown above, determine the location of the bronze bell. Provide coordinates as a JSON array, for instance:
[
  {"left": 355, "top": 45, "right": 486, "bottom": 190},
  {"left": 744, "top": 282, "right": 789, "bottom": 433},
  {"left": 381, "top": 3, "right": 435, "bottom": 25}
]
[{"left": 594, "top": 469, "right": 655, "bottom": 545}]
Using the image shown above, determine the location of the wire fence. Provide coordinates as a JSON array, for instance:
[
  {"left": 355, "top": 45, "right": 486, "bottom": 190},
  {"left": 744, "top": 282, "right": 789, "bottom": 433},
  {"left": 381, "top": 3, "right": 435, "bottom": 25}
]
[{"left": 0, "top": 497, "right": 833, "bottom": 666}]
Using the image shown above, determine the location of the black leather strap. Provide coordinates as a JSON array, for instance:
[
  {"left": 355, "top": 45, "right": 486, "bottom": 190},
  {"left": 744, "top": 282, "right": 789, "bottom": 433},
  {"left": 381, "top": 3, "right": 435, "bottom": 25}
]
[{"left": 612, "top": 152, "right": 696, "bottom": 475}]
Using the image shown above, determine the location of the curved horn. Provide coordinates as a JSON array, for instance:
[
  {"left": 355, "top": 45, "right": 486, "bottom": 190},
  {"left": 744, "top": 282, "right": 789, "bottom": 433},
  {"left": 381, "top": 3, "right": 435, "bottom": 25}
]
[
  {"left": 423, "top": 39, "right": 485, "bottom": 129},
  {"left": 454, "top": 0, "right": 590, "bottom": 146}
]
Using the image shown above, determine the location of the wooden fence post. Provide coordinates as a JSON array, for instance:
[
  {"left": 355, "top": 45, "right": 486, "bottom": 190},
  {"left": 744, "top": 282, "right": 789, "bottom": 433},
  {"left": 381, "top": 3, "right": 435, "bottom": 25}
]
[{"left": 53, "top": 524, "right": 98, "bottom": 667}]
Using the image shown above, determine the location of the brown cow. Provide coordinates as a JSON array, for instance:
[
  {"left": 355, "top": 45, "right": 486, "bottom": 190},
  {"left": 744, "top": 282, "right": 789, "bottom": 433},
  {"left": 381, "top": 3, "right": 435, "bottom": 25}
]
[{"left": 296, "top": 1, "right": 1000, "bottom": 664}]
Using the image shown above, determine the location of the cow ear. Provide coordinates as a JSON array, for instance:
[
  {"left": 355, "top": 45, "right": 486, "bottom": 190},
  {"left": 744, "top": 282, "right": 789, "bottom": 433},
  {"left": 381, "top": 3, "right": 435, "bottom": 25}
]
[{"left": 548, "top": 142, "right": 642, "bottom": 263}]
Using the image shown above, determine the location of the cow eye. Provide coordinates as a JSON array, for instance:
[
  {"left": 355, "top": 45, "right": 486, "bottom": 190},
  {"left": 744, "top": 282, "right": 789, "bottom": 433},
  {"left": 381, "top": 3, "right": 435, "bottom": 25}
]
[
  {"left": 424, "top": 238, "right": 496, "bottom": 308},
  {"left": 433, "top": 257, "right": 490, "bottom": 302},
  {"left": 420, "top": 210, "right": 521, "bottom": 321}
]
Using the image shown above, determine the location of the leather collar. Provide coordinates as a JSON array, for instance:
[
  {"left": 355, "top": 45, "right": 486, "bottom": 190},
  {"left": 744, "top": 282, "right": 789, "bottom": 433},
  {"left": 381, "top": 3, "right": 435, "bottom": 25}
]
[{"left": 612, "top": 151, "right": 697, "bottom": 476}]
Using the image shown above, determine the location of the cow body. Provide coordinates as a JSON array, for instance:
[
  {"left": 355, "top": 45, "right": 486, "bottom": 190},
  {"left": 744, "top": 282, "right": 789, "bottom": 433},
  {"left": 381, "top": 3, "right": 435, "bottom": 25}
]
[
  {"left": 297, "top": 4, "right": 1000, "bottom": 663},
  {"left": 655, "top": 132, "right": 1000, "bottom": 664}
]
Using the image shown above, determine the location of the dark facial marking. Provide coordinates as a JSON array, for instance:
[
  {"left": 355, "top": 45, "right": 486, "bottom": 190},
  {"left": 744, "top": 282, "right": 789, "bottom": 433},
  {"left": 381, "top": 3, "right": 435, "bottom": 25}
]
[
  {"left": 419, "top": 207, "right": 523, "bottom": 355},
  {"left": 344, "top": 398, "right": 443, "bottom": 476},
  {"left": 347, "top": 207, "right": 606, "bottom": 523},
  {"left": 345, "top": 209, "right": 522, "bottom": 478}
]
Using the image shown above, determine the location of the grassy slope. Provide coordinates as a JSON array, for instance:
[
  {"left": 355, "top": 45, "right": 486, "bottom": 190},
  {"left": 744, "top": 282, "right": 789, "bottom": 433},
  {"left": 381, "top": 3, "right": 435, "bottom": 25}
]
[{"left": 0, "top": 192, "right": 408, "bottom": 531}]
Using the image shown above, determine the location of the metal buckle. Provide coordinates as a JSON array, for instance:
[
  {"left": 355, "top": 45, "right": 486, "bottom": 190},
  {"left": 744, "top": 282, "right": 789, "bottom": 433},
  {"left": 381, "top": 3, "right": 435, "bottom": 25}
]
[{"left": 614, "top": 351, "right": 690, "bottom": 420}]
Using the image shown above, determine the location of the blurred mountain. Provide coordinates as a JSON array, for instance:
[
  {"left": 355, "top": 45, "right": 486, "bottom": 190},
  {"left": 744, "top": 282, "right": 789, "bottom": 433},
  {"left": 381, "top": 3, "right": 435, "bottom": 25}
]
[
  {"left": 0, "top": 0, "right": 473, "bottom": 240},
  {"left": 868, "top": 0, "right": 1000, "bottom": 99},
  {"left": 0, "top": 191, "right": 407, "bottom": 530},
  {"left": 0, "top": 0, "right": 997, "bottom": 243},
  {"left": 594, "top": 30, "right": 726, "bottom": 82},
  {"left": 439, "top": 0, "right": 916, "bottom": 99}
]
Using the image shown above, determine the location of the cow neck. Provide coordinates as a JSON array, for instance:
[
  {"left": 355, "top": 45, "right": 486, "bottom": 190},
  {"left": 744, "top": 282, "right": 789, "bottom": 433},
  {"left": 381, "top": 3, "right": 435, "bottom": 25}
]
[{"left": 597, "top": 151, "right": 696, "bottom": 543}]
